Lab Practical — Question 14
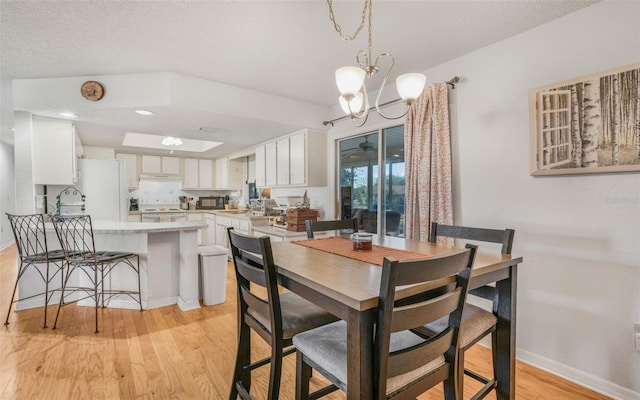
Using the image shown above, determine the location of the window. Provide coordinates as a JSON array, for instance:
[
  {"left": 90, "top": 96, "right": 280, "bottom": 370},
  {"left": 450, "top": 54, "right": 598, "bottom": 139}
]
[{"left": 338, "top": 125, "right": 405, "bottom": 236}]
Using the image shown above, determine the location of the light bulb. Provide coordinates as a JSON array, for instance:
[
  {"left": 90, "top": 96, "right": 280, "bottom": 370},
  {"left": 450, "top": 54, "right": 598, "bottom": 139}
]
[
  {"left": 335, "top": 66, "right": 365, "bottom": 96},
  {"left": 396, "top": 73, "right": 426, "bottom": 102},
  {"left": 339, "top": 93, "right": 364, "bottom": 115}
]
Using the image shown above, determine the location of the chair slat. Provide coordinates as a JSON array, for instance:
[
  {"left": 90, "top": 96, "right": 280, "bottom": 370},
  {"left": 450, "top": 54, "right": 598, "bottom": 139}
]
[{"left": 391, "top": 288, "right": 462, "bottom": 333}]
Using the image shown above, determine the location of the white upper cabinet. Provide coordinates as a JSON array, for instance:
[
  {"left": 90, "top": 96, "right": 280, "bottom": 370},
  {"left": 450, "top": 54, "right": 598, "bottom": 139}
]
[
  {"left": 216, "top": 157, "right": 243, "bottom": 189},
  {"left": 276, "top": 137, "right": 290, "bottom": 185},
  {"left": 289, "top": 132, "right": 306, "bottom": 185},
  {"left": 199, "top": 159, "right": 214, "bottom": 189},
  {"left": 141, "top": 155, "right": 161, "bottom": 174},
  {"left": 183, "top": 158, "right": 199, "bottom": 189},
  {"left": 116, "top": 153, "right": 139, "bottom": 188},
  {"left": 32, "top": 117, "right": 79, "bottom": 185},
  {"left": 161, "top": 156, "right": 180, "bottom": 174},
  {"left": 253, "top": 129, "right": 326, "bottom": 188},
  {"left": 265, "top": 141, "right": 277, "bottom": 187},
  {"left": 141, "top": 155, "right": 180, "bottom": 176},
  {"left": 255, "top": 145, "right": 266, "bottom": 187}
]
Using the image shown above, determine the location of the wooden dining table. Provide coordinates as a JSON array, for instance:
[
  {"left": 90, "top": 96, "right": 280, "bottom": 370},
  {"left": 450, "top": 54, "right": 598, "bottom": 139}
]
[{"left": 270, "top": 233, "right": 523, "bottom": 400}]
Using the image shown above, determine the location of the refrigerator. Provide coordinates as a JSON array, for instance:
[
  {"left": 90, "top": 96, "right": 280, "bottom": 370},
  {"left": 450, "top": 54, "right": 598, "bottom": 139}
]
[{"left": 77, "top": 159, "right": 128, "bottom": 222}]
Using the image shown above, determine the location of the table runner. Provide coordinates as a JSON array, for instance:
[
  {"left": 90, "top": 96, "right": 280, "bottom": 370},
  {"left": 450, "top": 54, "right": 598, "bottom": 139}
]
[{"left": 291, "top": 237, "right": 430, "bottom": 266}]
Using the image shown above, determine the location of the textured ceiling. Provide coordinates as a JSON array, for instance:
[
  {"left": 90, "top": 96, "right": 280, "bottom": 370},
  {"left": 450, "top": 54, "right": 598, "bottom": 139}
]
[{"left": 0, "top": 0, "right": 598, "bottom": 155}]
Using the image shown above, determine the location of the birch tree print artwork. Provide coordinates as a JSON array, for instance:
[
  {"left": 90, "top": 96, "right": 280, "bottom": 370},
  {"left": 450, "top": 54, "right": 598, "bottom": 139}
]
[{"left": 529, "top": 63, "right": 640, "bottom": 175}]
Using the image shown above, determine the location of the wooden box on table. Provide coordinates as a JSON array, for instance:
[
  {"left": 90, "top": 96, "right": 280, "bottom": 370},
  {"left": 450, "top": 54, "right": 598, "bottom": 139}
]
[{"left": 287, "top": 208, "right": 318, "bottom": 231}]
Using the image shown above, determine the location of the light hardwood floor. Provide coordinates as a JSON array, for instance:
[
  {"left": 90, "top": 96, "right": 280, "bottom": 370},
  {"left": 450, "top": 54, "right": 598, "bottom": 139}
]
[{"left": 0, "top": 245, "right": 610, "bottom": 399}]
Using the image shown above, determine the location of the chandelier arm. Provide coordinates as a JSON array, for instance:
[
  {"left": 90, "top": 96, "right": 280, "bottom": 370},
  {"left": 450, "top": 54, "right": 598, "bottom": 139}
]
[{"left": 372, "top": 53, "right": 408, "bottom": 120}]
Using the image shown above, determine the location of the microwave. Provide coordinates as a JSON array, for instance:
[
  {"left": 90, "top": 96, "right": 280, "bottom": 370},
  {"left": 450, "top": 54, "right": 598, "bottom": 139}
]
[{"left": 196, "top": 196, "right": 226, "bottom": 210}]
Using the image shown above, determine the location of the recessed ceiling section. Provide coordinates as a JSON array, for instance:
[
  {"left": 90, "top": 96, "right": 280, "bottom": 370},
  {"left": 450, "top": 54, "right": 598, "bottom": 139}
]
[{"left": 122, "top": 132, "right": 222, "bottom": 153}]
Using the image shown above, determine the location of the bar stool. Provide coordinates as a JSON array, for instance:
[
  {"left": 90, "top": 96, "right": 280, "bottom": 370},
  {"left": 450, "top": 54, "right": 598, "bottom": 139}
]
[
  {"left": 4, "top": 213, "right": 67, "bottom": 328},
  {"left": 51, "top": 214, "right": 142, "bottom": 333}
]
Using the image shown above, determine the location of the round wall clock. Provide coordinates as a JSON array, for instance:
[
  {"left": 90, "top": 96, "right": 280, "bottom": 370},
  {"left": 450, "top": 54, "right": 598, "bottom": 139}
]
[{"left": 80, "top": 81, "right": 105, "bottom": 101}]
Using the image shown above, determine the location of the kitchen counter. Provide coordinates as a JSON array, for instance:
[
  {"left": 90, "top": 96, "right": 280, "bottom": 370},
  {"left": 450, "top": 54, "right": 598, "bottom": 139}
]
[
  {"left": 252, "top": 225, "right": 310, "bottom": 239},
  {"left": 40, "top": 220, "right": 207, "bottom": 312},
  {"left": 83, "top": 220, "right": 206, "bottom": 233}
]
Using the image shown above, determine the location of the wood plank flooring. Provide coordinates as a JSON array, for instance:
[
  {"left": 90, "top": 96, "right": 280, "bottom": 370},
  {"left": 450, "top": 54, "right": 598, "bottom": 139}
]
[{"left": 0, "top": 245, "right": 610, "bottom": 399}]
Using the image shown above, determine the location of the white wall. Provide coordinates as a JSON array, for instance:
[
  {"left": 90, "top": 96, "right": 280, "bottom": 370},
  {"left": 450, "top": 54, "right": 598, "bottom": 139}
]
[
  {"left": 326, "top": 1, "right": 640, "bottom": 397},
  {"left": 0, "top": 140, "right": 15, "bottom": 249}
]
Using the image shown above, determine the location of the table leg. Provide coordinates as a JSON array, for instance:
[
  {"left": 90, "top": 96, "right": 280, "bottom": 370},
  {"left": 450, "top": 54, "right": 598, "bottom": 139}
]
[
  {"left": 495, "top": 266, "right": 517, "bottom": 400},
  {"left": 346, "top": 307, "right": 375, "bottom": 399}
]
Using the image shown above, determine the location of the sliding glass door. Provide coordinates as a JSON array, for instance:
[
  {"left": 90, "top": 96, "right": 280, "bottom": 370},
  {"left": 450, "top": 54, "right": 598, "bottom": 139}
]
[{"left": 338, "top": 125, "right": 405, "bottom": 236}]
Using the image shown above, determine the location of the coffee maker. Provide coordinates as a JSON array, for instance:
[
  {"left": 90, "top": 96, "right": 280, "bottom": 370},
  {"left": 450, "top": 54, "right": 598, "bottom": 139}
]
[
  {"left": 179, "top": 196, "right": 192, "bottom": 210},
  {"left": 129, "top": 197, "right": 138, "bottom": 211}
]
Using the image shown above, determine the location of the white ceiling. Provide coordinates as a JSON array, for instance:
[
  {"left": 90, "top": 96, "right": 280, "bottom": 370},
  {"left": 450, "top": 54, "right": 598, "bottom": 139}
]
[{"left": 0, "top": 0, "right": 597, "bottom": 157}]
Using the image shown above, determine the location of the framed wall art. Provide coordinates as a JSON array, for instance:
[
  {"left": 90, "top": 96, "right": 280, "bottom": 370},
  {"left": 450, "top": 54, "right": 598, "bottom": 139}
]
[{"left": 529, "top": 62, "right": 640, "bottom": 175}]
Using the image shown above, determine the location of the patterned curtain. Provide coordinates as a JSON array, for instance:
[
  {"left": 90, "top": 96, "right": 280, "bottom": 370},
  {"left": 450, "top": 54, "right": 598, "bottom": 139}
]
[{"left": 404, "top": 83, "right": 453, "bottom": 243}]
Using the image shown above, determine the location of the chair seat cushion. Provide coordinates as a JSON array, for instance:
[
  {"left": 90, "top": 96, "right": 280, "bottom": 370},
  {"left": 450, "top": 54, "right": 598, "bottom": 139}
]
[
  {"left": 422, "top": 304, "right": 497, "bottom": 348},
  {"left": 293, "top": 321, "right": 445, "bottom": 394},
  {"left": 248, "top": 291, "right": 338, "bottom": 339}
]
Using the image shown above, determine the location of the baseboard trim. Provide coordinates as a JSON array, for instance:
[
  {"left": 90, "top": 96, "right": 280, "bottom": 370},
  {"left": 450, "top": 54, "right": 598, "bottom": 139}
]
[{"left": 516, "top": 348, "right": 640, "bottom": 400}]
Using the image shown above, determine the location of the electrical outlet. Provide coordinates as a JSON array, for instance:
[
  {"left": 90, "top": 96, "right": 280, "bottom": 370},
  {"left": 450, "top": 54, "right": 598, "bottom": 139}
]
[{"left": 635, "top": 323, "right": 640, "bottom": 351}]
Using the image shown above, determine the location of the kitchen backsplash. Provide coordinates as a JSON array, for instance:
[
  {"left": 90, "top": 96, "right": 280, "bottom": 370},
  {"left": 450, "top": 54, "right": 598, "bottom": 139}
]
[{"left": 129, "top": 181, "right": 233, "bottom": 206}]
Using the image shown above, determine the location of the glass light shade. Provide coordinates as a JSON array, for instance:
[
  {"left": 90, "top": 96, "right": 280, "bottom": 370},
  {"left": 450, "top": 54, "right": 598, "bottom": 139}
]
[
  {"left": 335, "top": 66, "right": 366, "bottom": 96},
  {"left": 339, "top": 93, "right": 364, "bottom": 115},
  {"left": 396, "top": 73, "right": 426, "bottom": 101}
]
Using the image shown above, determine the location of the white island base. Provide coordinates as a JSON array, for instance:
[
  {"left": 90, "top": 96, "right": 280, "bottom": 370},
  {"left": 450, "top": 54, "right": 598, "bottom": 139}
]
[{"left": 34, "top": 221, "right": 209, "bottom": 312}]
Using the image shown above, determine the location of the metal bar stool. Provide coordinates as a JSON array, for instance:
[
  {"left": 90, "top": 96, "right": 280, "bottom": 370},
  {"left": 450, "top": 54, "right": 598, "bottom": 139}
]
[
  {"left": 4, "top": 213, "right": 67, "bottom": 328},
  {"left": 50, "top": 214, "right": 142, "bottom": 333}
]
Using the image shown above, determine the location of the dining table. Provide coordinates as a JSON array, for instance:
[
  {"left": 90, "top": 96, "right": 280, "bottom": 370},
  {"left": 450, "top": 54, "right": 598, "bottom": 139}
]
[{"left": 270, "top": 233, "right": 523, "bottom": 400}]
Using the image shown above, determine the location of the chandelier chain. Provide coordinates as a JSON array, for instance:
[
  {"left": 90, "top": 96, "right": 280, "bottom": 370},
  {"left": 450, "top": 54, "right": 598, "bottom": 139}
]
[{"left": 326, "top": 0, "right": 371, "bottom": 43}]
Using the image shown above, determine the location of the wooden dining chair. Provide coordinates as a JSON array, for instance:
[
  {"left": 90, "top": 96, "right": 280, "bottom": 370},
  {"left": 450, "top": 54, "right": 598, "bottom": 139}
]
[
  {"left": 305, "top": 218, "right": 358, "bottom": 239},
  {"left": 428, "top": 222, "right": 515, "bottom": 400},
  {"left": 4, "top": 213, "right": 67, "bottom": 328},
  {"left": 293, "top": 244, "right": 478, "bottom": 399},
  {"left": 227, "top": 228, "right": 339, "bottom": 400},
  {"left": 50, "top": 215, "right": 142, "bottom": 333}
]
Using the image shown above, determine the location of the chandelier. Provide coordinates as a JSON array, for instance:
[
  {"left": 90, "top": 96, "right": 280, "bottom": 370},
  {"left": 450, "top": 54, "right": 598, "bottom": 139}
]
[{"left": 327, "top": 0, "right": 426, "bottom": 126}]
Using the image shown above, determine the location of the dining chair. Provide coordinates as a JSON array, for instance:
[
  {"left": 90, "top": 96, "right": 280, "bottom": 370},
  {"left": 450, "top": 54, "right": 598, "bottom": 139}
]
[
  {"left": 293, "top": 244, "right": 478, "bottom": 399},
  {"left": 227, "top": 228, "right": 339, "bottom": 400},
  {"left": 428, "top": 222, "right": 515, "bottom": 400},
  {"left": 4, "top": 213, "right": 67, "bottom": 328},
  {"left": 50, "top": 215, "right": 142, "bottom": 333},
  {"left": 305, "top": 218, "right": 358, "bottom": 239}
]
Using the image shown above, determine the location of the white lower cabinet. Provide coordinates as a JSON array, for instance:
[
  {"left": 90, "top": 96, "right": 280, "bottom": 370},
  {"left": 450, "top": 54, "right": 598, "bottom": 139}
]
[
  {"left": 205, "top": 213, "right": 216, "bottom": 245},
  {"left": 127, "top": 214, "right": 141, "bottom": 222},
  {"left": 187, "top": 212, "right": 206, "bottom": 245},
  {"left": 215, "top": 216, "right": 233, "bottom": 249}
]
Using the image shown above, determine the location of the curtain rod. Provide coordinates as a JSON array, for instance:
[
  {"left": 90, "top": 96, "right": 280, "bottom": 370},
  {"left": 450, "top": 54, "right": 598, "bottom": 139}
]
[{"left": 322, "top": 76, "right": 461, "bottom": 127}]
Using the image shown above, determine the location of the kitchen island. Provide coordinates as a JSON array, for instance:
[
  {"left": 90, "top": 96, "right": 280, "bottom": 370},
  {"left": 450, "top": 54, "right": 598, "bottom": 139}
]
[{"left": 42, "top": 220, "right": 208, "bottom": 312}]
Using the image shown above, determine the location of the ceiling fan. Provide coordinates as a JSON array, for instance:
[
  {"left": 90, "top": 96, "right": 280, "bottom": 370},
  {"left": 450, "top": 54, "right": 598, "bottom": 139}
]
[{"left": 341, "top": 135, "right": 376, "bottom": 159}]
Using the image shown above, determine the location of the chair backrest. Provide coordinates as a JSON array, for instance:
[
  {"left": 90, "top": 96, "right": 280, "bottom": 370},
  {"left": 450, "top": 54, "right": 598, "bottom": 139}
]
[
  {"left": 374, "top": 244, "right": 477, "bottom": 398},
  {"left": 50, "top": 215, "right": 98, "bottom": 262},
  {"left": 429, "top": 222, "right": 514, "bottom": 254},
  {"left": 305, "top": 218, "right": 358, "bottom": 239},
  {"left": 5, "top": 213, "right": 51, "bottom": 259},
  {"left": 227, "top": 227, "right": 282, "bottom": 343}
]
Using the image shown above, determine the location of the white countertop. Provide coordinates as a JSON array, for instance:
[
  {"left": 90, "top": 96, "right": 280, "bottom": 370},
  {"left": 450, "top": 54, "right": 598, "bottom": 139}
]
[
  {"left": 47, "top": 220, "right": 207, "bottom": 234},
  {"left": 252, "top": 225, "right": 310, "bottom": 238}
]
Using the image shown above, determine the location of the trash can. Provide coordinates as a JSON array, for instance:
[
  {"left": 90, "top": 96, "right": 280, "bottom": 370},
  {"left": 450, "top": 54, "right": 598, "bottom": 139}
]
[{"left": 198, "top": 245, "right": 229, "bottom": 306}]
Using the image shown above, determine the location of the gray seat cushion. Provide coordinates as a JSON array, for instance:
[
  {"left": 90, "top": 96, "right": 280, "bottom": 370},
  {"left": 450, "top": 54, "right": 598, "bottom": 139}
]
[
  {"left": 422, "top": 304, "right": 497, "bottom": 348},
  {"left": 293, "top": 321, "right": 445, "bottom": 395},
  {"left": 248, "top": 291, "right": 338, "bottom": 339}
]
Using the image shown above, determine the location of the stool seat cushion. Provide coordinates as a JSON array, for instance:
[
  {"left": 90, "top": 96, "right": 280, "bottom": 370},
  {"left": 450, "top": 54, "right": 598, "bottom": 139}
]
[
  {"left": 293, "top": 321, "right": 445, "bottom": 394},
  {"left": 248, "top": 291, "right": 338, "bottom": 339},
  {"left": 422, "top": 304, "right": 497, "bottom": 348}
]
